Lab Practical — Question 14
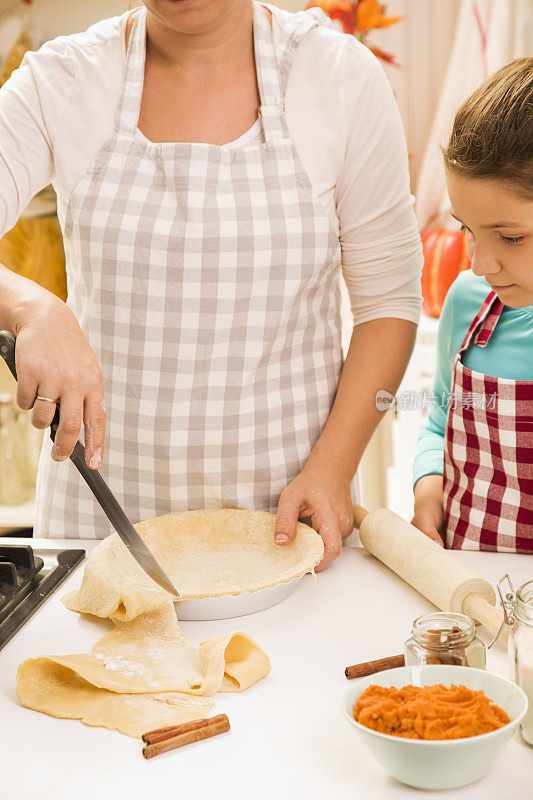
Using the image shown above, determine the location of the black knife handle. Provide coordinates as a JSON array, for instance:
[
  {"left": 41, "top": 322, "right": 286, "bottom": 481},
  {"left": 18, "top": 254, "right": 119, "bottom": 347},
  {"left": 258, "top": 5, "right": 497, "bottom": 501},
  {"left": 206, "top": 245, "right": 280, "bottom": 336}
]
[{"left": 0, "top": 330, "right": 16, "bottom": 378}]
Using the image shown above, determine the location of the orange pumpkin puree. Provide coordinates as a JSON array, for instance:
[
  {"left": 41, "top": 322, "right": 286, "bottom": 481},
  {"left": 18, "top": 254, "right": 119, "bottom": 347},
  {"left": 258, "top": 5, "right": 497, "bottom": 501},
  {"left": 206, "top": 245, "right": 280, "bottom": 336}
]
[{"left": 353, "top": 684, "right": 509, "bottom": 740}]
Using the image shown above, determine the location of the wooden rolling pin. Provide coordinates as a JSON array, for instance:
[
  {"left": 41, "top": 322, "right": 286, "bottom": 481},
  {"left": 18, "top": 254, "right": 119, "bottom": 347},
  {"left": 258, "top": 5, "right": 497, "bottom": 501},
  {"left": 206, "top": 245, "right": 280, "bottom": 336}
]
[{"left": 352, "top": 504, "right": 505, "bottom": 640}]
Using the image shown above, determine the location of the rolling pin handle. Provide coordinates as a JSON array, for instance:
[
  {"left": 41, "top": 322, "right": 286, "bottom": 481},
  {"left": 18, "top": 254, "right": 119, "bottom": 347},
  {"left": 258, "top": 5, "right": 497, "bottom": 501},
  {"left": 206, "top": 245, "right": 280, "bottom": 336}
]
[
  {"left": 353, "top": 503, "right": 370, "bottom": 529},
  {"left": 462, "top": 592, "right": 508, "bottom": 642}
]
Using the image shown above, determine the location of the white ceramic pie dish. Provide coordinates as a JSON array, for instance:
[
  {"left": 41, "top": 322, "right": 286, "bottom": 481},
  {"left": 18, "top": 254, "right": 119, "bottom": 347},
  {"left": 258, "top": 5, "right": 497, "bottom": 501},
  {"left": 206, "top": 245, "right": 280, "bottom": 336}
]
[
  {"left": 174, "top": 572, "right": 305, "bottom": 620},
  {"left": 342, "top": 665, "right": 528, "bottom": 791}
]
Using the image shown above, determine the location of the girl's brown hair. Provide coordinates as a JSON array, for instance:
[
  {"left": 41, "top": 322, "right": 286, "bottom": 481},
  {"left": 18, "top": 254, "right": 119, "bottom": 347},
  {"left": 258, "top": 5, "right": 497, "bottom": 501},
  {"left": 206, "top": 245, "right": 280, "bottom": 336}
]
[{"left": 443, "top": 57, "right": 533, "bottom": 199}]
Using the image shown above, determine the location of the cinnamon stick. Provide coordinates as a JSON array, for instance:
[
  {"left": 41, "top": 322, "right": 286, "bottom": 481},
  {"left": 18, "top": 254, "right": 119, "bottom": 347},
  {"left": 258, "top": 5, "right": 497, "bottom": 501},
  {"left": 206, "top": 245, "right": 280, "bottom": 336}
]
[
  {"left": 142, "top": 714, "right": 227, "bottom": 745},
  {"left": 345, "top": 654, "right": 405, "bottom": 679},
  {"left": 426, "top": 626, "right": 462, "bottom": 665},
  {"left": 142, "top": 715, "right": 230, "bottom": 759}
]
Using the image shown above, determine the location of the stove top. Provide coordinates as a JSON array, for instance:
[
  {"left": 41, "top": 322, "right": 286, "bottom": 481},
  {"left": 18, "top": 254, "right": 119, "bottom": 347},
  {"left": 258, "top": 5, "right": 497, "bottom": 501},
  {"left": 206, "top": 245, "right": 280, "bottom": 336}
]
[{"left": 0, "top": 543, "right": 85, "bottom": 651}]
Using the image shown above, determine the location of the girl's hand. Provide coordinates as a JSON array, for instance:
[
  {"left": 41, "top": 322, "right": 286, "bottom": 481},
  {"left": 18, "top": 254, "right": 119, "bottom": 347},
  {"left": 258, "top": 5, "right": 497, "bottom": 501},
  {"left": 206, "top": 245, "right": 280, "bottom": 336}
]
[
  {"left": 274, "top": 462, "right": 354, "bottom": 571},
  {"left": 411, "top": 474, "right": 445, "bottom": 547},
  {"left": 13, "top": 287, "right": 106, "bottom": 469},
  {"left": 411, "top": 504, "right": 445, "bottom": 547}
]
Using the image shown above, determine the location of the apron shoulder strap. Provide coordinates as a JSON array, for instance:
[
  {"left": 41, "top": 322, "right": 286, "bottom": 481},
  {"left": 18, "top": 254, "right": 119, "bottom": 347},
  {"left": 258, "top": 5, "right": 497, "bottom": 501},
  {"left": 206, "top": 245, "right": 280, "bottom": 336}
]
[
  {"left": 458, "top": 290, "right": 504, "bottom": 355},
  {"left": 255, "top": 3, "right": 329, "bottom": 141},
  {"left": 276, "top": 6, "right": 332, "bottom": 99}
]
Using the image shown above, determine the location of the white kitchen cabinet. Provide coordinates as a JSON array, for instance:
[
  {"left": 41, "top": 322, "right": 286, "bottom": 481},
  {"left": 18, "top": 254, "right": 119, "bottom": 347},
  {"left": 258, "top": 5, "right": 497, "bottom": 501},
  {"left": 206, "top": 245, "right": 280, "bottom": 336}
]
[
  {"left": 386, "top": 312, "right": 440, "bottom": 521},
  {"left": 0, "top": 494, "right": 35, "bottom": 534}
]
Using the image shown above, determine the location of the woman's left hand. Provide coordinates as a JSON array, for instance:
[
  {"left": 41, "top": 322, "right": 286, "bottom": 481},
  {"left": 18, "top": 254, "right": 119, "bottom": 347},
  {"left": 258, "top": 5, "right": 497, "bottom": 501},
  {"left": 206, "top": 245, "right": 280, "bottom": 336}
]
[{"left": 274, "top": 462, "right": 354, "bottom": 571}]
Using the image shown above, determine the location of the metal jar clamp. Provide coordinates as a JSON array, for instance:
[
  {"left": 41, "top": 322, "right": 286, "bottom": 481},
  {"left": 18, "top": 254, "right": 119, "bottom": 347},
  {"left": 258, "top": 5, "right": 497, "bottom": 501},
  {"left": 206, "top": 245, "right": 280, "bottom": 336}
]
[{"left": 488, "top": 573, "right": 516, "bottom": 648}]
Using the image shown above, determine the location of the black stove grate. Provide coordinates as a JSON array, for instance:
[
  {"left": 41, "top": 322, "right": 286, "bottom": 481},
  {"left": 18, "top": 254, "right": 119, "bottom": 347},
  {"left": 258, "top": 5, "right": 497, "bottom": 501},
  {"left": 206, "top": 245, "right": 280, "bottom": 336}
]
[
  {"left": 0, "top": 545, "right": 85, "bottom": 651},
  {"left": 0, "top": 545, "right": 44, "bottom": 621}
]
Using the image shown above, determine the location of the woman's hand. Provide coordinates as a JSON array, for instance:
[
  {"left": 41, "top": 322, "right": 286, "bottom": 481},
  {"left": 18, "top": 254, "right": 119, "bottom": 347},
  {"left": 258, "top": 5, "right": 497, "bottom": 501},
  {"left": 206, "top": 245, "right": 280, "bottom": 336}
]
[
  {"left": 274, "top": 461, "right": 354, "bottom": 571},
  {"left": 411, "top": 474, "right": 445, "bottom": 547},
  {"left": 12, "top": 285, "right": 106, "bottom": 468}
]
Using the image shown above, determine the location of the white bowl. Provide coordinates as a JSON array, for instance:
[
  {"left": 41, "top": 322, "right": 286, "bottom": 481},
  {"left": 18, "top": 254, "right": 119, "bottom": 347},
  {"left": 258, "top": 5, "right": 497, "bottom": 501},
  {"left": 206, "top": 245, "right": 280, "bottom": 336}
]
[{"left": 342, "top": 665, "right": 528, "bottom": 790}]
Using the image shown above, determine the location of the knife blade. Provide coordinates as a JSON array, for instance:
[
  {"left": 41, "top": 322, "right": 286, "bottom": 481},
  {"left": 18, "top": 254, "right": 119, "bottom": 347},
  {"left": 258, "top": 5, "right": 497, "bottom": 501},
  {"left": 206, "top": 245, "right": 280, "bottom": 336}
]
[{"left": 0, "top": 331, "right": 180, "bottom": 598}]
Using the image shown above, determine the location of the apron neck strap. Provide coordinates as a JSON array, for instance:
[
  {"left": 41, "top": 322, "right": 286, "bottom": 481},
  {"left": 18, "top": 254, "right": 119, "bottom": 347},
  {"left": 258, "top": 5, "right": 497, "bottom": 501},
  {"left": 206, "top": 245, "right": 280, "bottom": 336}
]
[
  {"left": 115, "top": 3, "right": 330, "bottom": 142},
  {"left": 253, "top": 2, "right": 284, "bottom": 142},
  {"left": 115, "top": 7, "right": 147, "bottom": 137},
  {"left": 458, "top": 290, "right": 505, "bottom": 355}
]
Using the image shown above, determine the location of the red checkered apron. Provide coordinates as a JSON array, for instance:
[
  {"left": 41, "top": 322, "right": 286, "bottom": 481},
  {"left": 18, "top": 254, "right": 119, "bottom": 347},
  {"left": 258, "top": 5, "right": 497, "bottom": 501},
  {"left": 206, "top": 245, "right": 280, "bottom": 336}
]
[{"left": 443, "top": 290, "right": 533, "bottom": 551}]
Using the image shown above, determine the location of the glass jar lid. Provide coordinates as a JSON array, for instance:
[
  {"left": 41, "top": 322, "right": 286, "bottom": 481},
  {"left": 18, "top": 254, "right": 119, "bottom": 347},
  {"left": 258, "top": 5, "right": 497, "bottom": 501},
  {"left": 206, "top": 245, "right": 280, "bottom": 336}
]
[{"left": 412, "top": 612, "right": 476, "bottom": 649}]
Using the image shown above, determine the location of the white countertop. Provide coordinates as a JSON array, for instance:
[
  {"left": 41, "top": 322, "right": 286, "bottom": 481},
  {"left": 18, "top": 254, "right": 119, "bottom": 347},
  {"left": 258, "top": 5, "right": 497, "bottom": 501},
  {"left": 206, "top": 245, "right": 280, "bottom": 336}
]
[{"left": 2, "top": 539, "right": 533, "bottom": 800}]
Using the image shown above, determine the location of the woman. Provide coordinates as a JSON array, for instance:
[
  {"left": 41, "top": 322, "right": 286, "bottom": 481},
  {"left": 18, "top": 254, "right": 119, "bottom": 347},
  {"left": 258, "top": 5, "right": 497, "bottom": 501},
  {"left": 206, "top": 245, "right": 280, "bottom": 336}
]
[{"left": 0, "top": 0, "right": 422, "bottom": 569}]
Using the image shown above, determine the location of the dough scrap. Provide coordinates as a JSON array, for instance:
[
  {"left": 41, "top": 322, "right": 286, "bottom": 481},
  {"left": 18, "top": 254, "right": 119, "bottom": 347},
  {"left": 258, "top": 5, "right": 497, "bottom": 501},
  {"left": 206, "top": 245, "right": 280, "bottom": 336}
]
[
  {"left": 17, "top": 659, "right": 214, "bottom": 739},
  {"left": 17, "top": 509, "right": 320, "bottom": 737},
  {"left": 16, "top": 607, "right": 270, "bottom": 736},
  {"left": 28, "top": 606, "right": 271, "bottom": 695}
]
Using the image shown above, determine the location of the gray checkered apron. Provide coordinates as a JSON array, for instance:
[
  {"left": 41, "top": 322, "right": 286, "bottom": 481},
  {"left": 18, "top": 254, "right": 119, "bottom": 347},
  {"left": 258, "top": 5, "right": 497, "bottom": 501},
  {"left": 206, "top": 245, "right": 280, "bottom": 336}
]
[
  {"left": 34, "top": 3, "right": 343, "bottom": 539},
  {"left": 443, "top": 290, "right": 533, "bottom": 552}
]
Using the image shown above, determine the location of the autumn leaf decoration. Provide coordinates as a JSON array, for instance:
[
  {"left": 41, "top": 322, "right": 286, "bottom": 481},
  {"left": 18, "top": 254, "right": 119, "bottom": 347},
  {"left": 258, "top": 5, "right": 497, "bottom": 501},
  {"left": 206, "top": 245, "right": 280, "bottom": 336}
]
[{"left": 306, "top": 0, "right": 403, "bottom": 66}]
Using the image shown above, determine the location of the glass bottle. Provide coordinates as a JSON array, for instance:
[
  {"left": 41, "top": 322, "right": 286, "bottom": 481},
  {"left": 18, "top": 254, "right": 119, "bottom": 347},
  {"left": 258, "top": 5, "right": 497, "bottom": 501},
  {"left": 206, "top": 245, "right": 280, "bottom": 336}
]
[
  {"left": 15, "top": 406, "right": 44, "bottom": 488},
  {"left": 507, "top": 578, "right": 533, "bottom": 746},
  {"left": 0, "top": 394, "right": 32, "bottom": 504},
  {"left": 404, "top": 611, "right": 486, "bottom": 669}
]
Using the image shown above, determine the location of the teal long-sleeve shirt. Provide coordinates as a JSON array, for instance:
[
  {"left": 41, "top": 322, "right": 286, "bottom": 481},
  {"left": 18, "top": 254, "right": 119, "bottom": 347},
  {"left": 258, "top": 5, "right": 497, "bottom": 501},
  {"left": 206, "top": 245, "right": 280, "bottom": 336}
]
[{"left": 413, "top": 269, "right": 533, "bottom": 489}]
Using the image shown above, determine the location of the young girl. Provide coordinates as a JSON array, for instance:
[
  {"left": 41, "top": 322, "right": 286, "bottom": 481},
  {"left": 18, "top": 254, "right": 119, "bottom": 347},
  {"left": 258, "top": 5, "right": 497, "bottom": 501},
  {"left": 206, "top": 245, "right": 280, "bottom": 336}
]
[{"left": 412, "top": 56, "right": 533, "bottom": 551}]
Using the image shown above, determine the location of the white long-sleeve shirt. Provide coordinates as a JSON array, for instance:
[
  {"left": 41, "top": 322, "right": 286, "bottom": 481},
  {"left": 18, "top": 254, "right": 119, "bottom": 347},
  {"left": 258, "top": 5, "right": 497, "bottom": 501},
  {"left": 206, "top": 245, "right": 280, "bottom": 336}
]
[{"left": 0, "top": 5, "right": 422, "bottom": 325}]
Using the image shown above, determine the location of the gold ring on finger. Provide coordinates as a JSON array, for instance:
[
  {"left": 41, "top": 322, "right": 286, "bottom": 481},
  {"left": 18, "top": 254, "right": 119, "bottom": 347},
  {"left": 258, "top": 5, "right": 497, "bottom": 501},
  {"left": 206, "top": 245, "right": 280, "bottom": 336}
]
[{"left": 36, "top": 395, "right": 58, "bottom": 404}]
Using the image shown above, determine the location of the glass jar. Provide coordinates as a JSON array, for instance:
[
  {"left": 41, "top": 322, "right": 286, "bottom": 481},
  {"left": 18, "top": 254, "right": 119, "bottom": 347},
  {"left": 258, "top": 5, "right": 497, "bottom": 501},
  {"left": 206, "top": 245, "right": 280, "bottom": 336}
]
[
  {"left": 404, "top": 612, "right": 486, "bottom": 669},
  {"left": 0, "top": 394, "right": 32, "bottom": 504},
  {"left": 508, "top": 579, "right": 533, "bottom": 746}
]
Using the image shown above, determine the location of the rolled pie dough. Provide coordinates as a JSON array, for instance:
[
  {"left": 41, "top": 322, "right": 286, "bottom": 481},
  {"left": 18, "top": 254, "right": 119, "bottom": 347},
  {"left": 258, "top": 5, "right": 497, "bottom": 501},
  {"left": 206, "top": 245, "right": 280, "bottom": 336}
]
[{"left": 17, "top": 510, "right": 323, "bottom": 737}]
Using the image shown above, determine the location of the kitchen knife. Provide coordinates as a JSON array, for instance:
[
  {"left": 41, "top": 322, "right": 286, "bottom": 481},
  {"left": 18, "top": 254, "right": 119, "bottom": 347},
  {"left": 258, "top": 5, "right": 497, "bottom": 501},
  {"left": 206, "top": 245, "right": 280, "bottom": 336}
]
[{"left": 0, "top": 331, "right": 180, "bottom": 598}]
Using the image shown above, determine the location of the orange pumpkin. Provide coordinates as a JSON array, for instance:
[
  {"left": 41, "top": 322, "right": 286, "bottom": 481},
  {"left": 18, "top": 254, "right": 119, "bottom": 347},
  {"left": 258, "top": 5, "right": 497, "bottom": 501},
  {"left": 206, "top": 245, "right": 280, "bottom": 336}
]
[{"left": 421, "top": 227, "right": 470, "bottom": 317}]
